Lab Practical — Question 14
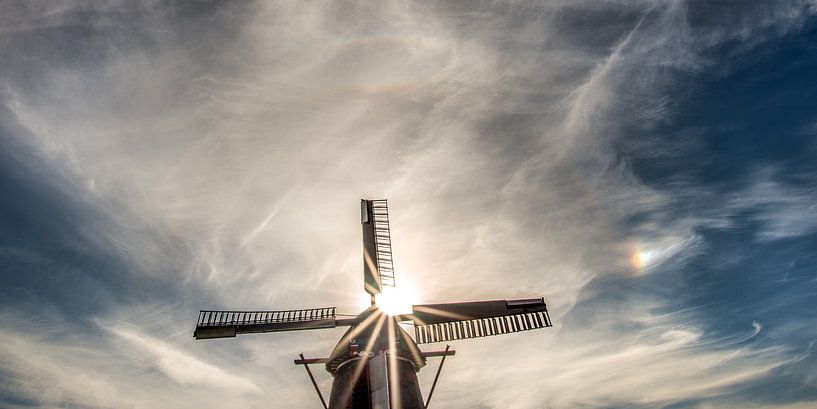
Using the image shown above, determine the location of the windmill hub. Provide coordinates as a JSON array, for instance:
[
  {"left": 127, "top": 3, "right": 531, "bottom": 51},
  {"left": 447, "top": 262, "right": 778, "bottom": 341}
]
[
  {"left": 193, "top": 199, "right": 553, "bottom": 409},
  {"left": 376, "top": 285, "right": 417, "bottom": 316}
]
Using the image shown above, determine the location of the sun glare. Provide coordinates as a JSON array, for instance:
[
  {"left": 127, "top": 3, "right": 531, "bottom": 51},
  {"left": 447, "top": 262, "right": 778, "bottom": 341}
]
[{"left": 376, "top": 282, "right": 418, "bottom": 316}]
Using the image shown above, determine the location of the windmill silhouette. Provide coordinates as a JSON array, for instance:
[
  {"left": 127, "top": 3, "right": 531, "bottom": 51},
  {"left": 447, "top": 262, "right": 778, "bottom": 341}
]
[{"left": 194, "top": 199, "right": 553, "bottom": 408}]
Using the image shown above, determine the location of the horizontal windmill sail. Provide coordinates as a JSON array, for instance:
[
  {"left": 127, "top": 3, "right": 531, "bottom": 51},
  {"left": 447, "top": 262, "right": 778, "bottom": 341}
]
[
  {"left": 194, "top": 307, "right": 337, "bottom": 339},
  {"left": 410, "top": 298, "right": 552, "bottom": 344},
  {"left": 361, "top": 199, "right": 396, "bottom": 295}
]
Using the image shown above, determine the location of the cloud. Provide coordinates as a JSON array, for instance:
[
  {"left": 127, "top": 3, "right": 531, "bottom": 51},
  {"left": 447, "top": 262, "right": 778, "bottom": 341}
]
[
  {"left": 1, "top": 1, "right": 816, "bottom": 408},
  {"left": 0, "top": 327, "right": 123, "bottom": 409},
  {"left": 103, "top": 323, "right": 259, "bottom": 393},
  {"left": 730, "top": 166, "right": 817, "bottom": 241},
  {"left": 418, "top": 306, "right": 793, "bottom": 409}
]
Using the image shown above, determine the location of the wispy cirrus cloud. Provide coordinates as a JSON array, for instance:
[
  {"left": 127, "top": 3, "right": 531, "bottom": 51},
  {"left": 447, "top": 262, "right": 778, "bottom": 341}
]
[
  {"left": 103, "top": 323, "right": 259, "bottom": 393},
  {"left": 730, "top": 166, "right": 817, "bottom": 241},
  {"left": 1, "top": 1, "right": 816, "bottom": 408}
]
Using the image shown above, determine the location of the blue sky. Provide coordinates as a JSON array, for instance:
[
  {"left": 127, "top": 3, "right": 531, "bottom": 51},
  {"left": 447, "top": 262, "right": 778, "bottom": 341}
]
[{"left": 1, "top": 1, "right": 816, "bottom": 408}]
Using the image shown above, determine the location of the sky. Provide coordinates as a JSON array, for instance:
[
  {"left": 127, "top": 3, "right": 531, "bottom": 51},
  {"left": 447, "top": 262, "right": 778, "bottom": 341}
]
[{"left": 1, "top": 1, "right": 817, "bottom": 408}]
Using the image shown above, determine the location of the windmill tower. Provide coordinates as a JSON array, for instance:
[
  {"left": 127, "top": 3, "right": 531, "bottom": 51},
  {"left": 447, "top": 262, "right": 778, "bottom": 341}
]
[{"left": 194, "top": 199, "right": 553, "bottom": 408}]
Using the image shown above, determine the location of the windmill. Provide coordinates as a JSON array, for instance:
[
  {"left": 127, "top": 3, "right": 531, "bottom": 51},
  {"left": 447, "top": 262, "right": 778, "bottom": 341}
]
[{"left": 194, "top": 199, "right": 553, "bottom": 408}]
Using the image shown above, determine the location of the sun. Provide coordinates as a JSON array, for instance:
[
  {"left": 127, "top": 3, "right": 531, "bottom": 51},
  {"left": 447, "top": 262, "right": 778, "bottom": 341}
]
[{"left": 376, "top": 281, "right": 418, "bottom": 316}]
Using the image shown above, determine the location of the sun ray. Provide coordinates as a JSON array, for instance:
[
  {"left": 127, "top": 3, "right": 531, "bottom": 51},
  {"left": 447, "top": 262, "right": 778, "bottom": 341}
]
[
  {"left": 348, "top": 312, "right": 387, "bottom": 397},
  {"left": 387, "top": 316, "right": 401, "bottom": 408},
  {"left": 411, "top": 305, "right": 472, "bottom": 322}
]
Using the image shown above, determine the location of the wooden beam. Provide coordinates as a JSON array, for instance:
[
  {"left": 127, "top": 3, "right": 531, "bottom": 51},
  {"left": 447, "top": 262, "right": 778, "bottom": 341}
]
[{"left": 294, "top": 357, "right": 330, "bottom": 365}]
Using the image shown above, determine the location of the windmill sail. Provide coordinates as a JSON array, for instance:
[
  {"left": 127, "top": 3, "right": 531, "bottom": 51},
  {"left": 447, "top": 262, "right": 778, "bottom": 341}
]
[
  {"left": 361, "top": 199, "right": 396, "bottom": 295},
  {"left": 410, "top": 298, "right": 552, "bottom": 344},
  {"left": 193, "top": 198, "right": 556, "bottom": 408},
  {"left": 194, "top": 307, "right": 337, "bottom": 339}
]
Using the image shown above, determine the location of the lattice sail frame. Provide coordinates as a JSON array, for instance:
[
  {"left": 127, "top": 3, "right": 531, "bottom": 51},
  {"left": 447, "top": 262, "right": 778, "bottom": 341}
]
[
  {"left": 370, "top": 200, "right": 395, "bottom": 287},
  {"left": 362, "top": 199, "right": 396, "bottom": 295},
  {"left": 410, "top": 298, "right": 552, "bottom": 344},
  {"left": 414, "top": 310, "right": 551, "bottom": 344},
  {"left": 194, "top": 307, "right": 336, "bottom": 339}
]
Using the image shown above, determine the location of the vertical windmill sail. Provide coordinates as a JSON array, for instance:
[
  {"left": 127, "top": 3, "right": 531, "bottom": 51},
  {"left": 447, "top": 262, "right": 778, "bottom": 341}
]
[{"left": 361, "top": 199, "right": 396, "bottom": 296}]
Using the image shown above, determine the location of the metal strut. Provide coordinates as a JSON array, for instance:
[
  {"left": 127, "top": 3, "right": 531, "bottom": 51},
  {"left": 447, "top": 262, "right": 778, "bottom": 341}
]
[
  {"left": 424, "top": 345, "right": 451, "bottom": 409},
  {"left": 297, "top": 353, "right": 328, "bottom": 409}
]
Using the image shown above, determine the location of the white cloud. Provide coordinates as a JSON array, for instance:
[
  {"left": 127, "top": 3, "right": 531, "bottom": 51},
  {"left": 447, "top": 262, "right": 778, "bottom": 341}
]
[
  {"left": 0, "top": 329, "right": 123, "bottom": 409},
  {"left": 1, "top": 1, "right": 815, "bottom": 408},
  {"left": 731, "top": 167, "right": 817, "bottom": 241},
  {"left": 104, "top": 323, "right": 259, "bottom": 393}
]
